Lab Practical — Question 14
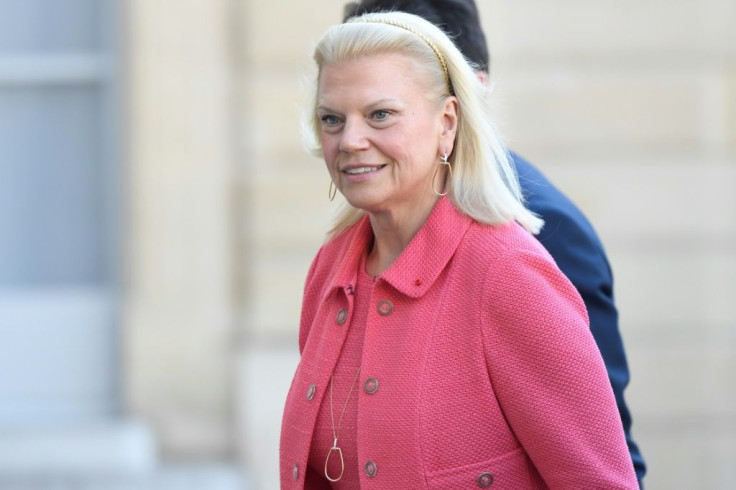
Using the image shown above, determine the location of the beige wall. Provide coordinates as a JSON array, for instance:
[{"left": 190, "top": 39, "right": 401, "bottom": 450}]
[{"left": 125, "top": 1, "right": 736, "bottom": 488}]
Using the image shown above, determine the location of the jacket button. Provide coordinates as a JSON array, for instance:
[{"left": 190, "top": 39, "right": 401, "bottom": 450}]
[
  {"left": 306, "top": 384, "right": 316, "bottom": 400},
  {"left": 292, "top": 463, "right": 299, "bottom": 480},
  {"left": 377, "top": 299, "right": 393, "bottom": 316},
  {"left": 477, "top": 472, "right": 494, "bottom": 487},
  {"left": 363, "top": 377, "right": 379, "bottom": 394},
  {"left": 364, "top": 460, "right": 377, "bottom": 478},
  {"left": 335, "top": 308, "right": 348, "bottom": 325}
]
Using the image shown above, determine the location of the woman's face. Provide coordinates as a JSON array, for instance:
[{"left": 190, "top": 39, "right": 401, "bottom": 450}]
[{"left": 317, "top": 53, "right": 457, "bottom": 217}]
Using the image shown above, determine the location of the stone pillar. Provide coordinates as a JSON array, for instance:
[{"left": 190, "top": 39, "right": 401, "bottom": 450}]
[{"left": 125, "top": 0, "right": 234, "bottom": 459}]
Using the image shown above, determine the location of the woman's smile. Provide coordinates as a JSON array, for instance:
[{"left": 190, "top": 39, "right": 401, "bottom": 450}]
[{"left": 341, "top": 163, "right": 387, "bottom": 182}]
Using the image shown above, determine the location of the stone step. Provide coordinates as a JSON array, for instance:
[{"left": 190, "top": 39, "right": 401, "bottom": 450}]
[
  {"left": 0, "top": 419, "right": 155, "bottom": 477},
  {"left": 0, "top": 464, "right": 248, "bottom": 490}
]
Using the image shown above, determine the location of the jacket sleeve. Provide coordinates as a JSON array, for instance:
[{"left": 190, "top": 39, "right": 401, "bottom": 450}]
[
  {"left": 515, "top": 152, "right": 645, "bottom": 484},
  {"left": 535, "top": 203, "right": 646, "bottom": 484},
  {"left": 480, "top": 249, "right": 639, "bottom": 489}
]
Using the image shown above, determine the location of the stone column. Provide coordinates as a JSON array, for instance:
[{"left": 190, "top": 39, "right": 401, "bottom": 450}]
[{"left": 125, "top": 0, "right": 235, "bottom": 459}]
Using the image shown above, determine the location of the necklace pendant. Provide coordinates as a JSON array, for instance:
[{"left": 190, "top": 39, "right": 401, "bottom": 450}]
[{"left": 324, "top": 445, "right": 345, "bottom": 482}]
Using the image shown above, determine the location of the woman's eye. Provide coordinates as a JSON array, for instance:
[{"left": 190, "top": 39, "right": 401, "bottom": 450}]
[
  {"left": 320, "top": 115, "right": 340, "bottom": 126},
  {"left": 372, "top": 110, "right": 389, "bottom": 120}
]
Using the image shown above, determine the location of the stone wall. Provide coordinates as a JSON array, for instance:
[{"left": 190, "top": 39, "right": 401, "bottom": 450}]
[{"left": 477, "top": 2, "right": 736, "bottom": 488}]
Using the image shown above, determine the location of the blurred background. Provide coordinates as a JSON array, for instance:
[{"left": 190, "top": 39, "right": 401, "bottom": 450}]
[{"left": 0, "top": 0, "right": 733, "bottom": 489}]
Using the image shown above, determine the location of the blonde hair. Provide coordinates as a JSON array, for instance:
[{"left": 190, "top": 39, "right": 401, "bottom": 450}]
[{"left": 305, "top": 11, "right": 543, "bottom": 238}]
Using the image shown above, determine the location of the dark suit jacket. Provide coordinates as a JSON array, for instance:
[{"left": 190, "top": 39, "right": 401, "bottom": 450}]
[{"left": 512, "top": 152, "right": 646, "bottom": 485}]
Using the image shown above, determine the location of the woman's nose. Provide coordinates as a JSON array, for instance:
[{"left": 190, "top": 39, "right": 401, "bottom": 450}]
[{"left": 338, "top": 118, "right": 370, "bottom": 152}]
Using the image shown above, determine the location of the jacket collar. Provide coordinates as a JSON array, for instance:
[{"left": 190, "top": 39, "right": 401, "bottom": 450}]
[{"left": 325, "top": 197, "right": 473, "bottom": 299}]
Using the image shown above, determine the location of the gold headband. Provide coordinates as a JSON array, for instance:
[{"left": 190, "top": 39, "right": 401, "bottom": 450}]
[{"left": 359, "top": 18, "right": 454, "bottom": 95}]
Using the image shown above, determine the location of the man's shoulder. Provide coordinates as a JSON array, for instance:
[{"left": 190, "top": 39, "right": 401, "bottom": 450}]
[
  {"left": 511, "top": 151, "right": 603, "bottom": 250},
  {"left": 512, "top": 152, "right": 582, "bottom": 218}
]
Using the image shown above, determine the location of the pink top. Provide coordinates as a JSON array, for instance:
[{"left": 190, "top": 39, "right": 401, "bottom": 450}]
[{"left": 306, "top": 256, "right": 373, "bottom": 488}]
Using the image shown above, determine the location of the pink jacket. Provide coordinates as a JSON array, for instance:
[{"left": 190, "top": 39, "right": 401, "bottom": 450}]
[{"left": 280, "top": 197, "right": 638, "bottom": 489}]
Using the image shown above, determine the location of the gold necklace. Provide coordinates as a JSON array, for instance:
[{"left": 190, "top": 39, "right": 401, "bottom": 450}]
[{"left": 324, "top": 366, "right": 362, "bottom": 482}]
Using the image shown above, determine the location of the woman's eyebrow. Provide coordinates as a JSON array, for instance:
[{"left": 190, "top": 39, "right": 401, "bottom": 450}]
[
  {"left": 366, "top": 98, "right": 403, "bottom": 109},
  {"left": 316, "top": 104, "right": 340, "bottom": 114},
  {"left": 316, "top": 98, "right": 405, "bottom": 114}
]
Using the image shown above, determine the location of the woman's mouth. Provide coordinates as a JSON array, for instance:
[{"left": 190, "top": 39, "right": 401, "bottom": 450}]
[{"left": 343, "top": 165, "right": 386, "bottom": 175}]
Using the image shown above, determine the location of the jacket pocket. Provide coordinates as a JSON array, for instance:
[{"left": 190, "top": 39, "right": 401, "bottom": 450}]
[{"left": 426, "top": 447, "right": 535, "bottom": 489}]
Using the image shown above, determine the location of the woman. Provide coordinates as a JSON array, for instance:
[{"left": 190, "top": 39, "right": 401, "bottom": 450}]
[{"left": 280, "top": 11, "right": 638, "bottom": 489}]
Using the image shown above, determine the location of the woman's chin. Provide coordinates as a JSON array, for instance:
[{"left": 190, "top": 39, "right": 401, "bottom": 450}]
[{"left": 343, "top": 193, "right": 386, "bottom": 214}]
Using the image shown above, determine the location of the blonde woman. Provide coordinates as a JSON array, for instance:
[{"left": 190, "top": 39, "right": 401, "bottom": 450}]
[{"left": 280, "top": 12, "right": 638, "bottom": 489}]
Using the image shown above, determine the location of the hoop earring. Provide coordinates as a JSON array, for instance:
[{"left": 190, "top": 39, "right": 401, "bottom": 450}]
[
  {"left": 432, "top": 153, "right": 453, "bottom": 196},
  {"left": 328, "top": 180, "right": 337, "bottom": 201}
]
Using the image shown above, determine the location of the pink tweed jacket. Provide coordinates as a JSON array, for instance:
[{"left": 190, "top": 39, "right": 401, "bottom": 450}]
[{"left": 280, "top": 197, "right": 638, "bottom": 489}]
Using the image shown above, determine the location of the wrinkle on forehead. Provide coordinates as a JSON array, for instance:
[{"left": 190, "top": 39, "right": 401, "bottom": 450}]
[{"left": 317, "top": 52, "right": 438, "bottom": 101}]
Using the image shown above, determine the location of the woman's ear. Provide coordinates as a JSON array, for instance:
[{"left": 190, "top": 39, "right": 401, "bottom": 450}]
[{"left": 440, "top": 96, "right": 459, "bottom": 150}]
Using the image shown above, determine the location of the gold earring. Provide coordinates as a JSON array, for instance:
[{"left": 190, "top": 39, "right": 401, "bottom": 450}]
[
  {"left": 329, "top": 180, "right": 337, "bottom": 201},
  {"left": 432, "top": 153, "right": 452, "bottom": 196}
]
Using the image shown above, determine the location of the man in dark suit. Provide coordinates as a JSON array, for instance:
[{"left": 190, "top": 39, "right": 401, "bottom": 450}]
[{"left": 344, "top": 1, "right": 647, "bottom": 485}]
